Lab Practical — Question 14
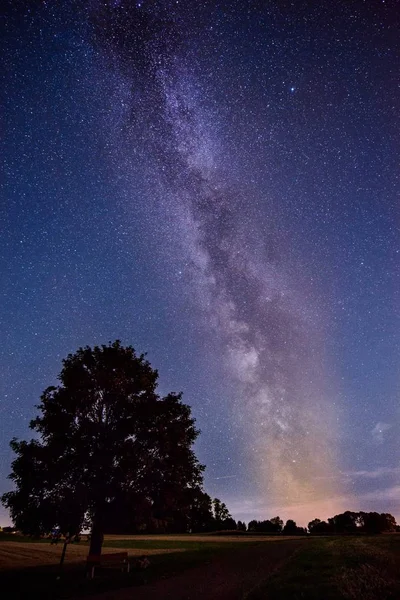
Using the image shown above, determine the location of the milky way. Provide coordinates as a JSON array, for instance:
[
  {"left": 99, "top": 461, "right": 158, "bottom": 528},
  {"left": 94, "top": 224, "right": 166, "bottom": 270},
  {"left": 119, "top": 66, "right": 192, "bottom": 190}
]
[
  {"left": 89, "top": 1, "right": 344, "bottom": 521},
  {"left": 1, "top": 0, "right": 399, "bottom": 526}
]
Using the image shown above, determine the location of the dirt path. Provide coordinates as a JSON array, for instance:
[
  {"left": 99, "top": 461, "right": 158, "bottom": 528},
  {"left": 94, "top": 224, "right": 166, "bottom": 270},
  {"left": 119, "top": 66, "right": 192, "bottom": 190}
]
[{"left": 86, "top": 540, "right": 301, "bottom": 600}]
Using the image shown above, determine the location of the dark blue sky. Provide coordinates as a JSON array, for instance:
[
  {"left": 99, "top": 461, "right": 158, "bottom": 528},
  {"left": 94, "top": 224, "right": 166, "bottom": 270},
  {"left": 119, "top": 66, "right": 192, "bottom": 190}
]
[{"left": 1, "top": 0, "right": 399, "bottom": 525}]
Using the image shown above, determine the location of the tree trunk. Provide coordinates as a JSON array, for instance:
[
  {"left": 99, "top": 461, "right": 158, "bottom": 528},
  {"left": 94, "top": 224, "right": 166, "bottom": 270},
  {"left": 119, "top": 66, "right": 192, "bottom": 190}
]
[
  {"left": 58, "top": 538, "right": 68, "bottom": 575},
  {"left": 88, "top": 518, "right": 104, "bottom": 556}
]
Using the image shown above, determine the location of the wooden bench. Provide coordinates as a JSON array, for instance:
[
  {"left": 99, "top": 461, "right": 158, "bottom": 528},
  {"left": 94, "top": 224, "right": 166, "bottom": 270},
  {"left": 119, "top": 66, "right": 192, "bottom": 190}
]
[{"left": 86, "top": 552, "right": 130, "bottom": 579}]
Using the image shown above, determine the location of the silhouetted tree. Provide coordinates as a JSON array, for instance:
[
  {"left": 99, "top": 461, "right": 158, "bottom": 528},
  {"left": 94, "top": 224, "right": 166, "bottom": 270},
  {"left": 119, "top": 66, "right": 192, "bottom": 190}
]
[
  {"left": 309, "top": 520, "right": 332, "bottom": 534},
  {"left": 283, "top": 520, "right": 307, "bottom": 535},
  {"left": 212, "top": 498, "right": 230, "bottom": 521},
  {"left": 308, "top": 518, "right": 322, "bottom": 533},
  {"left": 328, "top": 511, "right": 359, "bottom": 533},
  {"left": 187, "top": 489, "right": 215, "bottom": 533},
  {"left": 223, "top": 517, "right": 238, "bottom": 530},
  {"left": 382, "top": 513, "right": 397, "bottom": 532},
  {"left": 248, "top": 519, "right": 258, "bottom": 532},
  {"left": 237, "top": 520, "right": 247, "bottom": 531},
  {"left": 360, "top": 511, "right": 397, "bottom": 534},
  {"left": 2, "top": 341, "right": 204, "bottom": 556},
  {"left": 270, "top": 516, "right": 284, "bottom": 533},
  {"left": 246, "top": 517, "right": 283, "bottom": 534},
  {"left": 308, "top": 511, "right": 397, "bottom": 535},
  {"left": 211, "top": 498, "right": 235, "bottom": 530},
  {"left": 283, "top": 519, "right": 298, "bottom": 534}
]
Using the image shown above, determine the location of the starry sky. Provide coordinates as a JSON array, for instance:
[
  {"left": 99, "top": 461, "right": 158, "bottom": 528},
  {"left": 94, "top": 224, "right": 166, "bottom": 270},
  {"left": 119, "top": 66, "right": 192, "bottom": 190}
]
[{"left": 1, "top": 0, "right": 399, "bottom": 526}]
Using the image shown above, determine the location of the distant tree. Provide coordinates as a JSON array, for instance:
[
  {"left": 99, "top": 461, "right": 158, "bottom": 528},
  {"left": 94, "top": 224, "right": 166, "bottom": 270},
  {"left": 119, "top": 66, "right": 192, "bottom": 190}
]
[
  {"left": 283, "top": 519, "right": 298, "bottom": 534},
  {"left": 308, "top": 518, "right": 321, "bottom": 533},
  {"left": 222, "top": 517, "right": 237, "bottom": 530},
  {"left": 270, "top": 516, "right": 284, "bottom": 533},
  {"left": 308, "top": 511, "right": 398, "bottom": 535},
  {"left": 211, "top": 498, "right": 235, "bottom": 530},
  {"left": 361, "top": 512, "right": 397, "bottom": 534},
  {"left": 384, "top": 513, "right": 398, "bottom": 532},
  {"left": 248, "top": 520, "right": 258, "bottom": 532},
  {"left": 283, "top": 519, "right": 307, "bottom": 535},
  {"left": 256, "top": 520, "right": 268, "bottom": 532},
  {"left": 237, "top": 520, "right": 247, "bottom": 532},
  {"left": 187, "top": 490, "right": 215, "bottom": 533},
  {"left": 2, "top": 341, "right": 204, "bottom": 557},
  {"left": 262, "top": 520, "right": 275, "bottom": 533},
  {"left": 212, "top": 498, "right": 231, "bottom": 522},
  {"left": 309, "top": 520, "right": 332, "bottom": 535},
  {"left": 246, "top": 518, "right": 283, "bottom": 534},
  {"left": 328, "top": 511, "right": 358, "bottom": 533}
]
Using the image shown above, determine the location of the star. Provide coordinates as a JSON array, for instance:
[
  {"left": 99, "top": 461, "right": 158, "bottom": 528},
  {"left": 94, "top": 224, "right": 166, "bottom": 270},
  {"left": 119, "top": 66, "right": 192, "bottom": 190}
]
[{"left": 0, "top": 0, "right": 398, "bottom": 528}]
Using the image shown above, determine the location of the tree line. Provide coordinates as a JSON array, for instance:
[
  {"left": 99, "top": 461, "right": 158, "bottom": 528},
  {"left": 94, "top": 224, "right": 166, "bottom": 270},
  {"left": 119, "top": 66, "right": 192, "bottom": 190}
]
[
  {"left": 308, "top": 511, "right": 398, "bottom": 535},
  {"left": 1, "top": 342, "right": 398, "bottom": 557},
  {"left": 247, "top": 518, "right": 307, "bottom": 535}
]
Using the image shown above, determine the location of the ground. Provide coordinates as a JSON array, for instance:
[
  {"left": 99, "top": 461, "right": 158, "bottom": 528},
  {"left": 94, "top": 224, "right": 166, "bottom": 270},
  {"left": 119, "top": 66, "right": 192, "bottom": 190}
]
[
  {"left": 0, "top": 540, "right": 184, "bottom": 571},
  {"left": 87, "top": 537, "right": 300, "bottom": 600},
  {"left": 1, "top": 533, "right": 400, "bottom": 599}
]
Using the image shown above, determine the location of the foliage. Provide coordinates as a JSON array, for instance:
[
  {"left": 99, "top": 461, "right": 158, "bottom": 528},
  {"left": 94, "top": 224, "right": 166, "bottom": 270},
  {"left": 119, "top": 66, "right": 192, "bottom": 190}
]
[
  {"left": 307, "top": 518, "right": 322, "bottom": 532},
  {"left": 188, "top": 490, "right": 215, "bottom": 533},
  {"left": 308, "top": 511, "right": 397, "bottom": 534},
  {"left": 211, "top": 497, "right": 236, "bottom": 531},
  {"left": 283, "top": 519, "right": 306, "bottom": 535},
  {"left": 248, "top": 517, "right": 283, "bottom": 533},
  {"left": 2, "top": 341, "right": 204, "bottom": 554}
]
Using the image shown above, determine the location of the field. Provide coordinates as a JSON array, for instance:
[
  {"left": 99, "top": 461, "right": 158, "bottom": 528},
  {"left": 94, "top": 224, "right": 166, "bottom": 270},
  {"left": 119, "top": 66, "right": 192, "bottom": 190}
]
[
  {"left": 0, "top": 540, "right": 184, "bottom": 571},
  {"left": 1, "top": 533, "right": 400, "bottom": 599}
]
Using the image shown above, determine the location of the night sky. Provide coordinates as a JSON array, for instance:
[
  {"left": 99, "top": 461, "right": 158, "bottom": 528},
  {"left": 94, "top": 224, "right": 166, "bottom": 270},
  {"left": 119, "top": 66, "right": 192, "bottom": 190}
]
[{"left": 1, "top": 0, "right": 399, "bottom": 526}]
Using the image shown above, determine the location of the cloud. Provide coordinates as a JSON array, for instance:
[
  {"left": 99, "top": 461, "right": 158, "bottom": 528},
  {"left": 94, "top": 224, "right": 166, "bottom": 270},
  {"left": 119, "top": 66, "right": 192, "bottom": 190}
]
[
  {"left": 371, "top": 422, "right": 392, "bottom": 443},
  {"left": 360, "top": 485, "right": 400, "bottom": 503},
  {"left": 344, "top": 466, "right": 400, "bottom": 479}
]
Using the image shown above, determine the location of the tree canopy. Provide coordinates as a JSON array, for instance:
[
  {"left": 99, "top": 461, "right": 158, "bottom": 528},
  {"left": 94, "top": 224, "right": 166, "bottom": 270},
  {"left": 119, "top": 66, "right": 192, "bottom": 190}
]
[
  {"left": 308, "top": 511, "right": 397, "bottom": 535},
  {"left": 248, "top": 516, "right": 283, "bottom": 534},
  {"left": 2, "top": 341, "right": 205, "bottom": 555},
  {"left": 283, "top": 519, "right": 307, "bottom": 535}
]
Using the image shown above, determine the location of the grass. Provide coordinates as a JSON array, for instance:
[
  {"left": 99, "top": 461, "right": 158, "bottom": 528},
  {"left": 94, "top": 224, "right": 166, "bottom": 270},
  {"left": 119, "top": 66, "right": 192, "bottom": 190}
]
[
  {"left": 247, "top": 535, "right": 400, "bottom": 600},
  {"left": 0, "top": 535, "right": 258, "bottom": 600},
  {"left": 3, "top": 534, "right": 400, "bottom": 599},
  {"left": 104, "top": 537, "right": 255, "bottom": 551},
  {"left": 0, "top": 533, "right": 50, "bottom": 543},
  {"left": 0, "top": 552, "right": 195, "bottom": 600}
]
